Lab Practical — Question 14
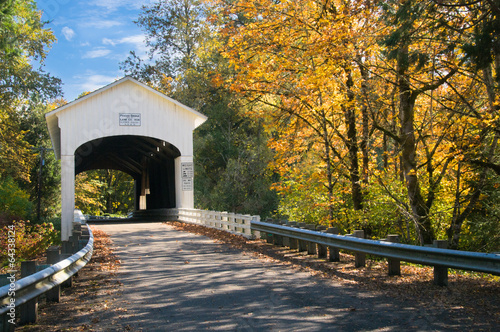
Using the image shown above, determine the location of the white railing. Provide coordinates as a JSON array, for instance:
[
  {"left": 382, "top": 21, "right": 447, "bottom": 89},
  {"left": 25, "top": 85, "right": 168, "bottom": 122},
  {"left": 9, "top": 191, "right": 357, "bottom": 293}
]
[{"left": 166, "top": 208, "right": 259, "bottom": 239}]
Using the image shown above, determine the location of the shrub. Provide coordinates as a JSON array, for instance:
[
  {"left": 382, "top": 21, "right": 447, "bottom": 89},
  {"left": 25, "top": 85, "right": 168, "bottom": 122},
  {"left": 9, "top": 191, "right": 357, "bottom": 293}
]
[
  {"left": 0, "top": 176, "right": 33, "bottom": 225},
  {"left": 0, "top": 220, "right": 59, "bottom": 267}
]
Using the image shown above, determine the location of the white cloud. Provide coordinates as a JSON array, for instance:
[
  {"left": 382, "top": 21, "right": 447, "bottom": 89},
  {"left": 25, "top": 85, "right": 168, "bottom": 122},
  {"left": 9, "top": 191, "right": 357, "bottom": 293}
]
[
  {"left": 75, "top": 73, "right": 120, "bottom": 94},
  {"left": 102, "top": 38, "right": 117, "bottom": 46},
  {"left": 88, "top": 0, "right": 153, "bottom": 11},
  {"left": 83, "top": 48, "right": 112, "bottom": 59},
  {"left": 62, "top": 27, "right": 75, "bottom": 41},
  {"left": 100, "top": 34, "right": 149, "bottom": 61},
  {"left": 81, "top": 19, "right": 124, "bottom": 29},
  {"left": 102, "top": 34, "right": 147, "bottom": 52}
]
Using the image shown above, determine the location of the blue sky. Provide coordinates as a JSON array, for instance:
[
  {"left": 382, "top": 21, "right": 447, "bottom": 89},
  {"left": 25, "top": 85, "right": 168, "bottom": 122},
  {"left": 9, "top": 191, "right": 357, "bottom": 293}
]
[{"left": 36, "top": 0, "right": 154, "bottom": 101}]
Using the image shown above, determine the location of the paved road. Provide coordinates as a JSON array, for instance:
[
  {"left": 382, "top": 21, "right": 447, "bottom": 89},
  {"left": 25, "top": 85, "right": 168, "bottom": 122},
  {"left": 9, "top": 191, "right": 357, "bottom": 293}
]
[{"left": 94, "top": 222, "right": 462, "bottom": 331}]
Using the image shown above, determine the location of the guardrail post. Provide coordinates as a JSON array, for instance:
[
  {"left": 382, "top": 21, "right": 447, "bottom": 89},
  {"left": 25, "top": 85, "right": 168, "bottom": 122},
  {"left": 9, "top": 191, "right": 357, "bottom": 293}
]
[
  {"left": 20, "top": 261, "right": 37, "bottom": 325},
  {"left": 280, "top": 220, "right": 290, "bottom": 247},
  {"left": 61, "top": 240, "right": 73, "bottom": 256},
  {"left": 251, "top": 215, "right": 261, "bottom": 239},
  {"left": 60, "top": 254, "right": 73, "bottom": 288},
  {"left": 72, "top": 222, "right": 82, "bottom": 232},
  {"left": 271, "top": 220, "right": 283, "bottom": 246},
  {"left": 297, "top": 223, "right": 308, "bottom": 252},
  {"left": 264, "top": 219, "right": 274, "bottom": 244},
  {"left": 386, "top": 235, "right": 401, "bottom": 276},
  {"left": 0, "top": 274, "right": 14, "bottom": 332},
  {"left": 433, "top": 240, "right": 448, "bottom": 286},
  {"left": 326, "top": 227, "right": 340, "bottom": 262},
  {"left": 305, "top": 224, "right": 317, "bottom": 255},
  {"left": 288, "top": 222, "right": 298, "bottom": 249},
  {"left": 353, "top": 230, "right": 366, "bottom": 268},
  {"left": 46, "top": 246, "right": 61, "bottom": 302},
  {"left": 317, "top": 226, "right": 327, "bottom": 258}
]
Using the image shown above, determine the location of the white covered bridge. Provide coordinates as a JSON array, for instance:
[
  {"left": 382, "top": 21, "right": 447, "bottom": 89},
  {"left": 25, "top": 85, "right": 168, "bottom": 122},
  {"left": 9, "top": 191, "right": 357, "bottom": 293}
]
[{"left": 45, "top": 76, "right": 207, "bottom": 240}]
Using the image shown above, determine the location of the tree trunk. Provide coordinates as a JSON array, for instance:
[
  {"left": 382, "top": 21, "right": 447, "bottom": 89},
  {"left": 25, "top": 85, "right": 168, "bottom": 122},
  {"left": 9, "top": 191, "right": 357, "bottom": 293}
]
[
  {"left": 320, "top": 109, "right": 335, "bottom": 222},
  {"left": 344, "top": 70, "right": 363, "bottom": 210},
  {"left": 397, "top": 46, "right": 434, "bottom": 245},
  {"left": 358, "top": 59, "right": 370, "bottom": 183}
]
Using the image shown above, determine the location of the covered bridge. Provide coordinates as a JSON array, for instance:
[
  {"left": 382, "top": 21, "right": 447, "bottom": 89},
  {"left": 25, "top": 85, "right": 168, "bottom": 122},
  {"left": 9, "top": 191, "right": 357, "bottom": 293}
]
[{"left": 45, "top": 76, "right": 207, "bottom": 240}]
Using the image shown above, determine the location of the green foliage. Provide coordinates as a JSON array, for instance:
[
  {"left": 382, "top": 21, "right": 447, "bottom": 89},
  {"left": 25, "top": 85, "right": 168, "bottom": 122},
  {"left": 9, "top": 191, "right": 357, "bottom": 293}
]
[
  {"left": 0, "top": 176, "right": 33, "bottom": 222},
  {"left": 460, "top": 172, "right": 500, "bottom": 252},
  {"left": 0, "top": 220, "right": 59, "bottom": 267},
  {"left": 19, "top": 102, "right": 61, "bottom": 219},
  {"left": 194, "top": 94, "right": 278, "bottom": 217},
  {"left": 75, "top": 170, "right": 134, "bottom": 216},
  {"left": 123, "top": 0, "right": 278, "bottom": 218},
  {"left": 0, "top": 0, "right": 62, "bottom": 221}
]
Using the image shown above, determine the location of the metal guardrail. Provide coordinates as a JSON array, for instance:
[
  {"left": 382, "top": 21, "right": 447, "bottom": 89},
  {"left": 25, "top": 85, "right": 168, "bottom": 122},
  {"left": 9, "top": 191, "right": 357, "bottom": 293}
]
[
  {"left": 251, "top": 221, "right": 500, "bottom": 275},
  {"left": 0, "top": 226, "right": 94, "bottom": 316}
]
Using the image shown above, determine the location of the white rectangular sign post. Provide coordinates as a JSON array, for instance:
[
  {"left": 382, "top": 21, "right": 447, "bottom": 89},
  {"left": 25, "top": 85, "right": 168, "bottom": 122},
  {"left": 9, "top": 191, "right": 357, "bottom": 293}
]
[
  {"left": 182, "top": 178, "right": 193, "bottom": 191},
  {"left": 181, "top": 162, "right": 194, "bottom": 191},
  {"left": 119, "top": 113, "right": 141, "bottom": 126}
]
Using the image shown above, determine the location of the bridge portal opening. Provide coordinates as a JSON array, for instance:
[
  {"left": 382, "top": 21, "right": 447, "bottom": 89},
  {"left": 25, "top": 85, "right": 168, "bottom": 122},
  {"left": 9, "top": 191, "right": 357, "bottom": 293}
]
[
  {"left": 75, "top": 135, "right": 180, "bottom": 211},
  {"left": 45, "top": 76, "right": 207, "bottom": 240}
]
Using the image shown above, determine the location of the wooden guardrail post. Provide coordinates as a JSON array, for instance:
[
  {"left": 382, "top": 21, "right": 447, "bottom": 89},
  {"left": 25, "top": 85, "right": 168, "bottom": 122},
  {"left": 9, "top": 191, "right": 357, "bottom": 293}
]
[
  {"left": 265, "top": 218, "right": 274, "bottom": 243},
  {"left": 272, "top": 220, "right": 284, "bottom": 246},
  {"left": 251, "top": 215, "right": 261, "bottom": 239},
  {"left": 60, "top": 254, "right": 73, "bottom": 288},
  {"left": 20, "top": 261, "right": 37, "bottom": 325},
  {"left": 353, "top": 230, "right": 366, "bottom": 268},
  {"left": 316, "top": 226, "right": 327, "bottom": 258},
  {"left": 46, "top": 246, "right": 61, "bottom": 302},
  {"left": 305, "top": 224, "right": 317, "bottom": 255},
  {"left": 326, "top": 227, "right": 340, "bottom": 262},
  {"left": 297, "top": 223, "right": 308, "bottom": 252},
  {"left": 386, "top": 235, "right": 401, "bottom": 276},
  {"left": 433, "top": 240, "right": 448, "bottom": 286},
  {"left": 0, "top": 274, "right": 14, "bottom": 331},
  {"left": 61, "top": 240, "right": 73, "bottom": 256},
  {"left": 280, "top": 220, "right": 290, "bottom": 247},
  {"left": 288, "top": 222, "right": 298, "bottom": 249}
]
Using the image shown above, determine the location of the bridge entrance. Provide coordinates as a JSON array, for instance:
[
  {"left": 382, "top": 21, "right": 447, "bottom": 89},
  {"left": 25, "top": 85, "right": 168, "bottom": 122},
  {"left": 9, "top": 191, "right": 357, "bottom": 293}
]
[{"left": 46, "top": 77, "right": 207, "bottom": 240}]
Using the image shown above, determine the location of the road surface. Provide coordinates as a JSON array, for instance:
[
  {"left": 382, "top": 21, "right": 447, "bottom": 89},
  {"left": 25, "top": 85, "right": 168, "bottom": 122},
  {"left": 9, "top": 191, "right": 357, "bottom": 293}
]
[{"left": 93, "top": 222, "right": 465, "bottom": 331}]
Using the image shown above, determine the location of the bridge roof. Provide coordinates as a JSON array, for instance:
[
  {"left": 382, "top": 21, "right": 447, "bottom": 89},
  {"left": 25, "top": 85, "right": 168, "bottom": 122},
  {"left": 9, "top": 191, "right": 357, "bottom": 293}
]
[{"left": 45, "top": 76, "right": 207, "bottom": 159}]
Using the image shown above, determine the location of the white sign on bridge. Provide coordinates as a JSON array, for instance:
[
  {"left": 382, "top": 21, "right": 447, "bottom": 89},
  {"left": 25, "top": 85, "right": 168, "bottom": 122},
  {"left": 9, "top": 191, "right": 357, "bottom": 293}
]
[{"left": 119, "top": 113, "right": 141, "bottom": 126}]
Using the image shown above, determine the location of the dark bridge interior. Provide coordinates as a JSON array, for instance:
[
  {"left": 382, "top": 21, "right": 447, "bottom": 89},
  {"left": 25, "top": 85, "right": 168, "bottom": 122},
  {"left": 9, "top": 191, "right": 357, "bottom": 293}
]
[{"left": 75, "top": 135, "right": 181, "bottom": 210}]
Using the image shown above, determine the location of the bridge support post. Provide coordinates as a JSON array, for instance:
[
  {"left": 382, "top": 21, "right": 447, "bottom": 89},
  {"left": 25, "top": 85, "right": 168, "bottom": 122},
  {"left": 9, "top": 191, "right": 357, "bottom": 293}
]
[
  {"left": 175, "top": 156, "right": 195, "bottom": 209},
  {"left": 60, "top": 155, "right": 75, "bottom": 242}
]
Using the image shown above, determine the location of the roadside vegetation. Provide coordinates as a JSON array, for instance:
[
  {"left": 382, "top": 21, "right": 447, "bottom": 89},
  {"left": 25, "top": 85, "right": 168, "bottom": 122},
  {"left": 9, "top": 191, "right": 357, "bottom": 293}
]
[{"left": 1, "top": 0, "right": 499, "bottom": 254}]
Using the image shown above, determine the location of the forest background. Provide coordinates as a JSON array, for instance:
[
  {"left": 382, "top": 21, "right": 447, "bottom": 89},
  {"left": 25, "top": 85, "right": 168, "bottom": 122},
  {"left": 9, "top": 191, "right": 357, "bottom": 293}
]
[{"left": 1, "top": 0, "right": 499, "bottom": 254}]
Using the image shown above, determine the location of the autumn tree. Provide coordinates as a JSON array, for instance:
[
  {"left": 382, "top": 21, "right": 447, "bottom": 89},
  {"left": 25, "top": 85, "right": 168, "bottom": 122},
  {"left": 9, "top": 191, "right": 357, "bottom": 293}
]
[
  {"left": 0, "top": 0, "right": 61, "bottom": 222},
  {"left": 214, "top": 0, "right": 381, "bottom": 227},
  {"left": 214, "top": 0, "right": 499, "bottom": 250},
  {"left": 122, "top": 0, "right": 278, "bottom": 217}
]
